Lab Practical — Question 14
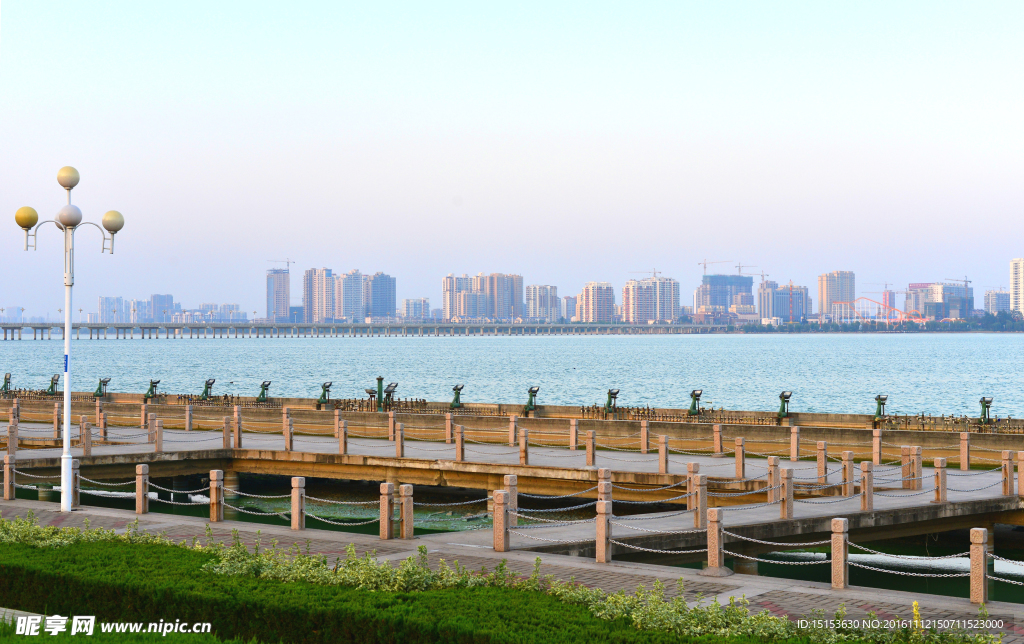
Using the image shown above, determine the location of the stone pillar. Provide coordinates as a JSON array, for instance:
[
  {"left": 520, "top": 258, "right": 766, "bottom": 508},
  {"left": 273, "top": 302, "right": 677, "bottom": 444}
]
[
  {"left": 841, "top": 451, "right": 854, "bottom": 496},
  {"left": 504, "top": 474, "right": 518, "bottom": 527},
  {"left": 970, "top": 527, "right": 988, "bottom": 604},
  {"left": 81, "top": 418, "right": 91, "bottom": 457},
  {"left": 338, "top": 420, "right": 347, "bottom": 455},
  {"left": 70, "top": 459, "right": 80, "bottom": 509},
  {"left": 960, "top": 432, "right": 970, "bottom": 471},
  {"left": 640, "top": 420, "right": 649, "bottom": 454},
  {"left": 735, "top": 437, "right": 745, "bottom": 479},
  {"left": 1018, "top": 452, "right": 1024, "bottom": 497},
  {"left": 790, "top": 426, "right": 800, "bottom": 462},
  {"left": 291, "top": 477, "right": 306, "bottom": 530},
  {"left": 282, "top": 407, "right": 290, "bottom": 437},
  {"left": 872, "top": 429, "right": 881, "bottom": 465},
  {"left": 135, "top": 464, "right": 149, "bottom": 514},
  {"left": 933, "top": 457, "right": 947, "bottom": 503},
  {"left": 222, "top": 417, "right": 232, "bottom": 449},
  {"left": 455, "top": 425, "right": 465, "bottom": 462},
  {"left": 147, "top": 414, "right": 157, "bottom": 442},
  {"left": 519, "top": 428, "right": 529, "bottom": 465},
  {"left": 701, "top": 508, "right": 733, "bottom": 577},
  {"left": 210, "top": 470, "right": 223, "bottom": 522},
  {"left": 99, "top": 412, "right": 107, "bottom": 440},
  {"left": 860, "top": 461, "right": 874, "bottom": 511},
  {"left": 508, "top": 415, "right": 518, "bottom": 446},
  {"left": 598, "top": 469, "right": 612, "bottom": 501},
  {"left": 767, "top": 456, "right": 780, "bottom": 503},
  {"left": 388, "top": 411, "right": 396, "bottom": 441},
  {"left": 140, "top": 404, "right": 148, "bottom": 429},
  {"left": 912, "top": 446, "right": 923, "bottom": 491},
  {"left": 780, "top": 468, "right": 794, "bottom": 519},
  {"left": 399, "top": 484, "right": 414, "bottom": 539},
  {"left": 694, "top": 475, "right": 708, "bottom": 529},
  {"left": 901, "top": 446, "right": 912, "bottom": 489},
  {"left": 395, "top": 423, "right": 405, "bottom": 458},
  {"left": 713, "top": 424, "right": 724, "bottom": 457},
  {"left": 283, "top": 418, "right": 293, "bottom": 451},
  {"left": 816, "top": 441, "right": 828, "bottom": 485},
  {"left": 831, "top": 518, "right": 849, "bottom": 589},
  {"left": 154, "top": 420, "right": 163, "bottom": 453},
  {"left": 595, "top": 498, "right": 612, "bottom": 563},
  {"left": 586, "top": 431, "right": 595, "bottom": 466},
  {"left": 493, "top": 489, "right": 509, "bottom": 552},
  {"left": 379, "top": 483, "right": 395, "bottom": 540},
  {"left": 184, "top": 405, "right": 192, "bottom": 432},
  {"left": 233, "top": 407, "right": 242, "bottom": 448},
  {"left": 333, "top": 409, "right": 341, "bottom": 439},
  {"left": 7, "top": 421, "right": 16, "bottom": 461},
  {"left": 1003, "top": 451, "right": 1014, "bottom": 496},
  {"left": 95, "top": 400, "right": 102, "bottom": 425},
  {"left": 53, "top": 403, "right": 61, "bottom": 439},
  {"left": 2, "top": 455, "right": 14, "bottom": 500},
  {"left": 445, "top": 413, "right": 453, "bottom": 444},
  {"left": 658, "top": 435, "right": 668, "bottom": 474},
  {"left": 687, "top": 462, "right": 700, "bottom": 509},
  {"left": 569, "top": 419, "right": 578, "bottom": 450}
]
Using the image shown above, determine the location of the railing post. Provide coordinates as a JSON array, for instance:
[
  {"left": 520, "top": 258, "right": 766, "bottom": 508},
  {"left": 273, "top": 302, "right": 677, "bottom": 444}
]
[
  {"left": 910, "top": 446, "right": 923, "bottom": 490},
  {"left": 140, "top": 403, "right": 148, "bottom": 430},
  {"left": 901, "top": 445, "right": 912, "bottom": 489},
  {"left": 658, "top": 435, "right": 668, "bottom": 474},
  {"left": 53, "top": 402, "right": 61, "bottom": 440},
  {"left": 95, "top": 400, "right": 102, "bottom": 425},
  {"left": 388, "top": 411, "right": 396, "bottom": 441},
  {"left": 970, "top": 527, "right": 988, "bottom": 604},
  {"left": 598, "top": 468, "right": 612, "bottom": 501},
  {"left": 284, "top": 418, "right": 293, "bottom": 451},
  {"left": 872, "top": 429, "right": 881, "bottom": 465},
  {"left": 233, "top": 406, "right": 242, "bottom": 448},
  {"left": 333, "top": 409, "right": 341, "bottom": 439},
  {"left": 735, "top": 437, "right": 745, "bottom": 479},
  {"left": 99, "top": 412, "right": 107, "bottom": 441},
  {"left": 2, "top": 455, "right": 14, "bottom": 500},
  {"left": 7, "top": 421, "right": 16, "bottom": 461},
  {"left": 701, "top": 508, "right": 733, "bottom": 577},
  {"left": 282, "top": 407, "right": 290, "bottom": 437},
  {"left": 1003, "top": 450, "right": 1014, "bottom": 496},
  {"left": 70, "top": 459, "right": 80, "bottom": 509},
  {"left": 222, "top": 417, "right": 231, "bottom": 449},
  {"left": 135, "top": 464, "right": 149, "bottom": 514},
  {"left": 210, "top": 470, "right": 224, "bottom": 522},
  {"left": 790, "top": 426, "right": 800, "bottom": 462},
  {"left": 153, "top": 420, "right": 163, "bottom": 453},
  {"left": 687, "top": 462, "right": 700, "bottom": 509},
  {"left": 1018, "top": 452, "right": 1024, "bottom": 497},
  {"left": 148, "top": 414, "right": 157, "bottom": 443},
  {"left": 595, "top": 498, "right": 612, "bottom": 563},
  {"left": 569, "top": 419, "right": 578, "bottom": 450},
  {"left": 960, "top": 432, "right": 970, "bottom": 471},
  {"left": 831, "top": 518, "right": 848, "bottom": 589},
  {"left": 780, "top": 468, "right": 793, "bottom": 519},
  {"left": 445, "top": 413, "right": 453, "bottom": 444},
  {"left": 504, "top": 474, "right": 518, "bottom": 527},
  {"left": 694, "top": 474, "right": 707, "bottom": 529},
  {"left": 508, "top": 415, "right": 517, "bottom": 446},
  {"left": 767, "top": 456, "right": 780, "bottom": 502},
  {"left": 338, "top": 419, "right": 347, "bottom": 455},
  {"left": 933, "top": 457, "right": 947, "bottom": 503},
  {"left": 841, "top": 451, "right": 853, "bottom": 496},
  {"left": 395, "top": 423, "right": 405, "bottom": 458},
  {"left": 817, "top": 441, "right": 828, "bottom": 485},
  {"left": 399, "top": 484, "right": 414, "bottom": 539},
  {"left": 519, "top": 428, "right": 529, "bottom": 465},
  {"left": 586, "top": 431, "right": 595, "bottom": 466},
  {"left": 860, "top": 461, "right": 874, "bottom": 511},
  {"left": 455, "top": 425, "right": 465, "bottom": 462},
  {"left": 493, "top": 489, "right": 509, "bottom": 552},
  {"left": 640, "top": 420, "right": 649, "bottom": 454},
  {"left": 80, "top": 417, "right": 91, "bottom": 457},
  {"left": 184, "top": 405, "right": 192, "bottom": 432},
  {"left": 713, "top": 424, "right": 723, "bottom": 457},
  {"left": 379, "top": 483, "right": 395, "bottom": 540},
  {"left": 291, "top": 477, "right": 305, "bottom": 530}
]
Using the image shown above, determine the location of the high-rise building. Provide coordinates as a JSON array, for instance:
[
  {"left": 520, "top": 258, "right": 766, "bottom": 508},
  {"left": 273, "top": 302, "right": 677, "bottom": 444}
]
[
  {"left": 922, "top": 283, "right": 974, "bottom": 320},
  {"left": 442, "top": 272, "right": 523, "bottom": 321},
  {"left": 364, "top": 272, "right": 396, "bottom": 319},
  {"left": 97, "top": 297, "right": 125, "bottom": 323},
  {"left": 985, "top": 290, "right": 1010, "bottom": 314},
  {"left": 525, "top": 285, "right": 559, "bottom": 322},
  {"left": 127, "top": 299, "right": 149, "bottom": 323},
  {"left": 302, "top": 268, "right": 334, "bottom": 323},
  {"left": 757, "top": 280, "right": 778, "bottom": 319},
  {"left": 562, "top": 295, "right": 578, "bottom": 322},
  {"left": 334, "top": 270, "right": 364, "bottom": 320},
  {"left": 905, "top": 283, "right": 933, "bottom": 316},
  {"left": 402, "top": 298, "right": 430, "bottom": 319},
  {"left": 442, "top": 274, "right": 472, "bottom": 321},
  {"left": 266, "top": 269, "right": 290, "bottom": 322},
  {"left": 150, "top": 294, "right": 175, "bottom": 323},
  {"left": 693, "top": 275, "right": 753, "bottom": 311},
  {"left": 578, "top": 282, "right": 615, "bottom": 323},
  {"left": 1012, "top": 259, "right": 1024, "bottom": 314},
  {"left": 772, "top": 284, "right": 811, "bottom": 322},
  {"left": 625, "top": 276, "right": 679, "bottom": 323},
  {"left": 817, "top": 271, "right": 856, "bottom": 317}
]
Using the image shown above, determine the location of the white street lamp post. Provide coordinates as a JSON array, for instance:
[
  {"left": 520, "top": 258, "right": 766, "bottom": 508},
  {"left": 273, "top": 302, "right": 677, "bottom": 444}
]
[{"left": 15, "top": 166, "right": 124, "bottom": 512}]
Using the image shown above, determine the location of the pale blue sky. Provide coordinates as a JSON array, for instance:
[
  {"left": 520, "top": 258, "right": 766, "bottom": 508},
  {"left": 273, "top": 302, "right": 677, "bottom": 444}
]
[{"left": 1, "top": 2, "right": 1022, "bottom": 317}]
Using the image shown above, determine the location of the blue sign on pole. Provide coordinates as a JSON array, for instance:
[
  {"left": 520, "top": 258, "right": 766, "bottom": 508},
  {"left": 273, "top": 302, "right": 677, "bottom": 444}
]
[{"left": 64, "top": 355, "right": 68, "bottom": 373}]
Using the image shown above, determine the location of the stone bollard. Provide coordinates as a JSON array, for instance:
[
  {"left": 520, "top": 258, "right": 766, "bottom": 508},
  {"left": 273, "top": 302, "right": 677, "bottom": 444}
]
[
  {"left": 184, "top": 405, "right": 192, "bottom": 432},
  {"left": 99, "top": 412, "right": 107, "bottom": 440},
  {"left": 595, "top": 497, "right": 612, "bottom": 563},
  {"left": 780, "top": 469, "right": 794, "bottom": 519},
  {"left": 2, "top": 455, "right": 14, "bottom": 500},
  {"left": 81, "top": 418, "right": 92, "bottom": 457},
  {"left": 95, "top": 400, "right": 103, "bottom": 425},
  {"left": 735, "top": 437, "right": 746, "bottom": 479},
  {"left": 291, "top": 477, "right": 306, "bottom": 530},
  {"left": 282, "top": 407, "right": 290, "bottom": 436},
  {"left": 901, "top": 446, "right": 912, "bottom": 489},
  {"left": 970, "top": 528, "right": 988, "bottom": 604},
  {"left": 1003, "top": 451, "right": 1014, "bottom": 496},
  {"left": 147, "top": 414, "right": 157, "bottom": 443},
  {"left": 960, "top": 432, "right": 970, "bottom": 471},
  {"left": 70, "top": 460, "right": 80, "bottom": 509},
  {"left": 831, "top": 518, "right": 849, "bottom": 589},
  {"left": 455, "top": 425, "right": 465, "bottom": 462},
  {"left": 598, "top": 469, "right": 612, "bottom": 501},
  {"left": 933, "top": 457, "right": 947, "bottom": 503},
  {"left": 395, "top": 423, "right": 405, "bottom": 458},
  {"left": 233, "top": 407, "right": 242, "bottom": 449},
  {"left": 860, "top": 461, "right": 874, "bottom": 511},
  {"left": 388, "top": 411, "right": 396, "bottom": 441},
  {"left": 338, "top": 419, "right": 348, "bottom": 455},
  {"left": 508, "top": 415, "right": 518, "bottom": 446},
  {"left": 399, "top": 484, "right": 414, "bottom": 539},
  {"left": 817, "top": 441, "right": 828, "bottom": 485},
  {"left": 153, "top": 420, "right": 163, "bottom": 453},
  {"left": 790, "top": 426, "right": 800, "bottom": 462},
  {"left": 209, "top": 470, "right": 224, "bottom": 522},
  {"left": 767, "top": 456, "right": 780, "bottom": 503},
  {"left": 694, "top": 475, "right": 708, "bottom": 529},
  {"left": 569, "top": 419, "right": 578, "bottom": 450},
  {"left": 7, "top": 421, "right": 17, "bottom": 461},
  {"left": 445, "top": 413, "right": 453, "bottom": 444},
  {"left": 135, "top": 464, "right": 149, "bottom": 514},
  {"left": 586, "top": 431, "right": 596, "bottom": 466},
  {"left": 640, "top": 420, "right": 649, "bottom": 454},
  {"left": 493, "top": 489, "right": 510, "bottom": 552},
  {"left": 713, "top": 424, "right": 724, "bottom": 457},
  {"left": 334, "top": 409, "right": 341, "bottom": 439},
  {"left": 700, "top": 508, "right": 733, "bottom": 577},
  {"left": 140, "top": 404, "right": 148, "bottom": 429},
  {"left": 1018, "top": 452, "right": 1024, "bottom": 497},
  {"left": 379, "top": 483, "right": 395, "bottom": 540},
  {"left": 519, "top": 428, "right": 529, "bottom": 465},
  {"left": 872, "top": 429, "right": 881, "bottom": 465},
  {"left": 687, "top": 462, "right": 701, "bottom": 509},
  {"left": 658, "top": 435, "right": 668, "bottom": 474},
  {"left": 284, "top": 418, "right": 293, "bottom": 451},
  {"left": 222, "top": 417, "right": 232, "bottom": 449},
  {"left": 910, "top": 446, "right": 923, "bottom": 491},
  {"left": 504, "top": 474, "right": 518, "bottom": 527},
  {"left": 53, "top": 403, "right": 61, "bottom": 439},
  {"left": 842, "top": 451, "right": 854, "bottom": 496}
]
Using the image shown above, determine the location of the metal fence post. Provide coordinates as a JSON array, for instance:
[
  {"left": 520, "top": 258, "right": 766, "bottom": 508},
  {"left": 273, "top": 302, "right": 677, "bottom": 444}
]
[
  {"left": 135, "top": 464, "right": 149, "bottom": 514},
  {"left": 831, "top": 518, "right": 848, "bottom": 589},
  {"left": 504, "top": 474, "right": 518, "bottom": 527},
  {"left": 933, "top": 457, "right": 947, "bottom": 503},
  {"left": 860, "top": 461, "right": 874, "bottom": 511},
  {"left": 291, "top": 477, "right": 305, "bottom": 530},
  {"left": 379, "top": 483, "right": 395, "bottom": 540},
  {"left": 780, "top": 468, "right": 793, "bottom": 519},
  {"left": 210, "top": 470, "right": 224, "bottom": 522},
  {"left": 399, "top": 484, "right": 414, "bottom": 539},
  {"left": 519, "top": 428, "right": 529, "bottom": 465},
  {"left": 970, "top": 527, "right": 988, "bottom": 604},
  {"left": 493, "top": 489, "right": 509, "bottom": 552}
]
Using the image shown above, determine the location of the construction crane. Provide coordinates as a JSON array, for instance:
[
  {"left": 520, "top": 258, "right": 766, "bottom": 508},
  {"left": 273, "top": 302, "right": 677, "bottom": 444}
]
[
  {"left": 741, "top": 270, "right": 769, "bottom": 284},
  {"left": 629, "top": 269, "right": 662, "bottom": 278},
  {"left": 944, "top": 276, "right": 972, "bottom": 292},
  {"left": 735, "top": 263, "right": 756, "bottom": 275},
  {"left": 269, "top": 258, "right": 296, "bottom": 272},
  {"left": 698, "top": 259, "right": 731, "bottom": 275}
]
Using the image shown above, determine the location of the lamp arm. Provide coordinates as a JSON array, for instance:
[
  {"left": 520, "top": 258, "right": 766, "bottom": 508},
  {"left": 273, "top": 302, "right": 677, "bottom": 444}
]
[{"left": 73, "top": 221, "right": 116, "bottom": 253}]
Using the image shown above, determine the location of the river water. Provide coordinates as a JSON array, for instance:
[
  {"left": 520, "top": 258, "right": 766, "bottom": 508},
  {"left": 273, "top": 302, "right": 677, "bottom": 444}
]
[{"left": 3, "top": 334, "right": 1023, "bottom": 416}]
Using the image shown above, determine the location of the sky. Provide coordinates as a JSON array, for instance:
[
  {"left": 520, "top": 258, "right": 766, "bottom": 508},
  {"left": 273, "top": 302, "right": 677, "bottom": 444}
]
[{"left": 1, "top": 2, "right": 1022, "bottom": 319}]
